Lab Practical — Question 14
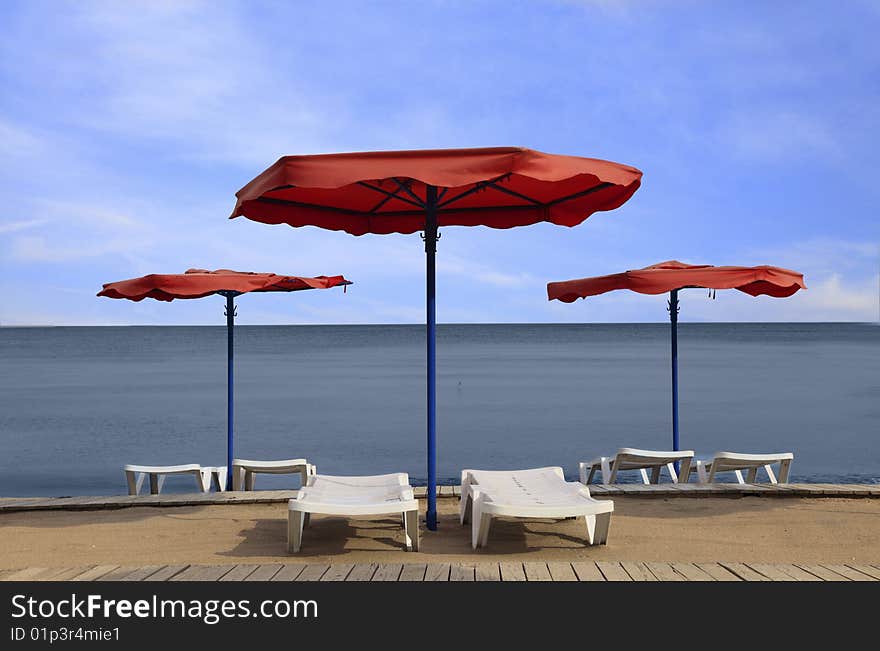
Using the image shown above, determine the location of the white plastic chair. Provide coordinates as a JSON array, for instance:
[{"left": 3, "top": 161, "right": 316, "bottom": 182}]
[
  {"left": 287, "top": 473, "right": 419, "bottom": 553},
  {"left": 231, "top": 458, "right": 316, "bottom": 491},
  {"left": 124, "top": 464, "right": 211, "bottom": 495},
  {"left": 460, "top": 467, "right": 614, "bottom": 550},
  {"left": 580, "top": 448, "right": 694, "bottom": 485},
  {"left": 695, "top": 452, "right": 793, "bottom": 484}
]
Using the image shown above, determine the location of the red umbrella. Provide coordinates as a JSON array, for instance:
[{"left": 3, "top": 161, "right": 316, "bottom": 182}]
[
  {"left": 230, "top": 146, "right": 642, "bottom": 528},
  {"left": 98, "top": 269, "right": 352, "bottom": 488},
  {"left": 547, "top": 260, "right": 806, "bottom": 454}
]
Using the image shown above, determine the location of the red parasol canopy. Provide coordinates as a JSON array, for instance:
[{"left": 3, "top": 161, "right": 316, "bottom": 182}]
[
  {"left": 547, "top": 260, "right": 807, "bottom": 303},
  {"left": 230, "top": 146, "right": 642, "bottom": 234},
  {"left": 98, "top": 268, "right": 351, "bottom": 302}
]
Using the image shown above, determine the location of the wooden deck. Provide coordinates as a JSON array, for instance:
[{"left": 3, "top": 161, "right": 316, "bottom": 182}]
[
  {"left": 1, "top": 483, "right": 878, "bottom": 514},
  {"left": 1, "top": 561, "right": 878, "bottom": 582}
]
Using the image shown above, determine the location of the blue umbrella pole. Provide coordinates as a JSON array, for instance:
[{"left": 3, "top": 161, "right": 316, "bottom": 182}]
[
  {"left": 424, "top": 185, "right": 439, "bottom": 530},
  {"left": 668, "top": 289, "right": 680, "bottom": 460},
  {"left": 224, "top": 293, "right": 237, "bottom": 490}
]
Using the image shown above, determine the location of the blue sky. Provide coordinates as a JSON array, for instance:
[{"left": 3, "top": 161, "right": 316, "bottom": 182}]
[{"left": 1, "top": 0, "right": 877, "bottom": 325}]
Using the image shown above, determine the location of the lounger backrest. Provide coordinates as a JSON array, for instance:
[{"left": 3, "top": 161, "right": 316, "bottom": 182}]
[{"left": 466, "top": 467, "right": 586, "bottom": 502}]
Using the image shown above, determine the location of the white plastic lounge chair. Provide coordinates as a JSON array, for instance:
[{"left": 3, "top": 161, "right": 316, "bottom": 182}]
[
  {"left": 460, "top": 467, "right": 614, "bottom": 550},
  {"left": 695, "top": 451, "right": 793, "bottom": 484},
  {"left": 579, "top": 448, "right": 694, "bottom": 485},
  {"left": 124, "top": 464, "right": 211, "bottom": 495},
  {"left": 287, "top": 473, "right": 419, "bottom": 553},
  {"left": 231, "top": 458, "right": 316, "bottom": 491}
]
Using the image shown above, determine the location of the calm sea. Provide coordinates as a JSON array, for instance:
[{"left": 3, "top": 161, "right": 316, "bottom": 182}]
[{"left": 0, "top": 323, "right": 877, "bottom": 496}]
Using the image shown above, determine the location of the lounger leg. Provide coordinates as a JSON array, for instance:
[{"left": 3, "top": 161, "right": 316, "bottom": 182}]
[
  {"left": 474, "top": 513, "right": 492, "bottom": 550},
  {"left": 288, "top": 511, "right": 305, "bottom": 553},
  {"left": 764, "top": 465, "right": 778, "bottom": 484},
  {"left": 584, "top": 514, "right": 596, "bottom": 544},
  {"left": 648, "top": 467, "right": 659, "bottom": 484},
  {"left": 404, "top": 509, "right": 419, "bottom": 552},
  {"left": 125, "top": 471, "right": 138, "bottom": 496},
  {"left": 460, "top": 493, "right": 472, "bottom": 525},
  {"left": 593, "top": 512, "right": 612, "bottom": 545},
  {"left": 245, "top": 470, "right": 255, "bottom": 491},
  {"left": 666, "top": 463, "right": 678, "bottom": 483},
  {"left": 746, "top": 467, "right": 758, "bottom": 483},
  {"left": 600, "top": 458, "right": 612, "bottom": 484},
  {"left": 778, "top": 459, "right": 791, "bottom": 483},
  {"left": 198, "top": 470, "right": 211, "bottom": 493},
  {"left": 149, "top": 473, "right": 159, "bottom": 495},
  {"left": 232, "top": 466, "right": 243, "bottom": 491},
  {"left": 677, "top": 459, "right": 691, "bottom": 484},
  {"left": 734, "top": 470, "right": 745, "bottom": 484},
  {"left": 157, "top": 475, "right": 166, "bottom": 494},
  {"left": 697, "top": 461, "right": 708, "bottom": 483},
  {"left": 586, "top": 466, "right": 598, "bottom": 485}
]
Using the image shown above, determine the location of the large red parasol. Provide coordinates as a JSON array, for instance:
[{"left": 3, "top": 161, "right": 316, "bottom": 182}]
[
  {"left": 548, "top": 260, "right": 806, "bottom": 456},
  {"left": 99, "top": 269, "right": 352, "bottom": 489},
  {"left": 231, "top": 147, "right": 642, "bottom": 528}
]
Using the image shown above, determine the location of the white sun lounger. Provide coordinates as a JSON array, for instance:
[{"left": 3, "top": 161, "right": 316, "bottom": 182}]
[
  {"left": 287, "top": 473, "right": 420, "bottom": 553},
  {"left": 231, "top": 458, "right": 316, "bottom": 491},
  {"left": 579, "top": 448, "right": 695, "bottom": 485},
  {"left": 460, "top": 467, "right": 614, "bottom": 550},
  {"left": 124, "top": 464, "right": 211, "bottom": 495},
  {"left": 695, "top": 451, "right": 793, "bottom": 484}
]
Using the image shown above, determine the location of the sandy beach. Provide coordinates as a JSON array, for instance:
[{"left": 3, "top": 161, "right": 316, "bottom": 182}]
[{"left": 2, "top": 496, "right": 878, "bottom": 570}]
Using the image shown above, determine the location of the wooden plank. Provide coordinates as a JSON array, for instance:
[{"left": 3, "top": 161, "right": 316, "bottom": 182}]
[
  {"left": 795, "top": 564, "right": 850, "bottom": 581},
  {"left": 645, "top": 562, "right": 686, "bottom": 581},
  {"left": 694, "top": 563, "right": 742, "bottom": 581},
  {"left": 36, "top": 567, "right": 93, "bottom": 581},
  {"left": 246, "top": 564, "right": 282, "bottom": 581},
  {"left": 3, "top": 567, "right": 50, "bottom": 581},
  {"left": 547, "top": 562, "right": 578, "bottom": 582},
  {"left": 776, "top": 564, "right": 823, "bottom": 581},
  {"left": 219, "top": 565, "right": 259, "bottom": 581},
  {"left": 523, "top": 562, "right": 552, "bottom": 582},
  {"left": 571, "top": 562, "right": 605, "bottom": 581},
  {"left": 450, "top": 563, "right": 475, "bottom": 582},
  {"left": 345, "top": 564, "right": 378, "bottom": 582},
  {"left": 143, "top": 565, "right": 189, "bottom": 582},
  {"left": 846, "top": 565, "right": 880, "bottom": 580},
  {"left": 597, "top": 561, "right": 633, "bottom": 581},
  {"left": 271, "top": 565, "right": 306, "bottom": 581},
  {"left": 821, "top": 564, "right": 877, "bottom": 581},
  {"left": 114, "top": 565, "right": 164, "bottom": 582},
  {"left": 475, "top": 563, "right": 501, "bottom": 582},
  {"left": 424, "top": 563, "right": 450, "bottom": 581},
  {"left": 319, "top": 564, "right": 354, "bottom": 582},
  {"left": 71, "top": 565, "right": 119, "bottom": 581},
  {"left": 398, "top": 564, "right": 427, "bottom": 582},
  {"left": 97, "top": 566, "right": 141, "bottom": 582},
  {"left": 745, "top": 565, "right": 795, "bottom": 582},
  {"left": 170, "top": 565, "right": 233, "bottom": 582},
  {"left": 621, "top": 561, "right": 658, "bottom": 581},
  {"left": 499, "top": 562, "right": 526, "bottom": 582},
  {"left": 294, "top": 564, "right": 330, "bottom": 581},
  {"left": 719, "top": 562, "right": 770, "bottom": 582},
  {"left": 671, "top": 563, "right": 716, "bottom": 581},
  {"left": 371, "top": 564, "right": 403, "bottom": 582}
]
